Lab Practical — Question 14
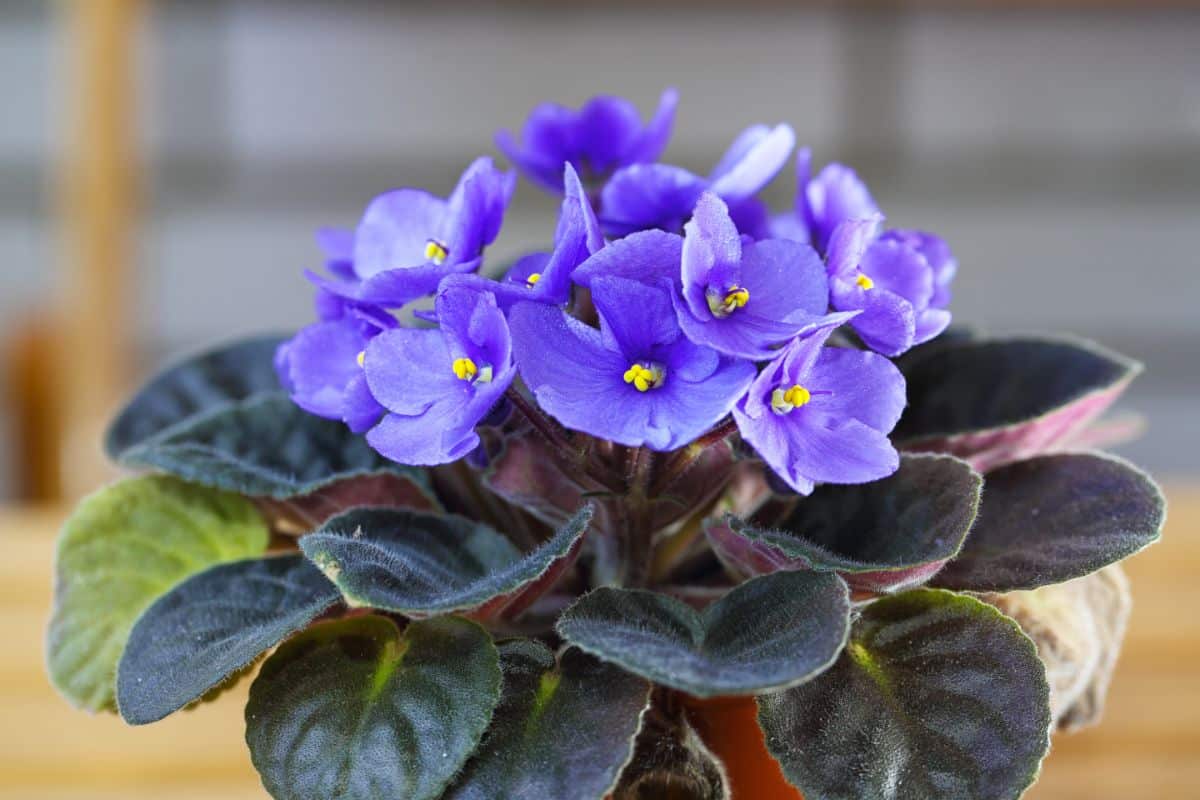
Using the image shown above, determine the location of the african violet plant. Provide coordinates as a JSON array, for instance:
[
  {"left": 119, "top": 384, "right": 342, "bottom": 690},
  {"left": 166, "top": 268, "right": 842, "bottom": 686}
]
[{"left": 48, "top": 89, "right": 1165, "bottom": 800}]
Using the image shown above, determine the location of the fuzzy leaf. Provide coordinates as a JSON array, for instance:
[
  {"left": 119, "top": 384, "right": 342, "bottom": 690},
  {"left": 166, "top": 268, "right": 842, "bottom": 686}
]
[
  {"left": 758, "top": 589, "right": 1052, "bottom": 800},
  {"left": 116, "top": 554, "right": 340, "bottom": 724},
  {"left": 712, "top": 454, "right": 980, "bottom": 593},
  {"left": 300, "top": 506, "right": 592, "bottom": 619},
  {"left": 105, "top": 335, "right": 285, "bottom": 459},
  {"left": 897, "top": 336, "right": 1140, "bottom": 471},
  {"left": 933, "top": 452, "right": 1164, "bottom": 592},
  {"left": 118, "top": 392, "right": 423, "bottom": 498},
  {"left": 445, "top": 641, "right": 651, "bottom": 800},
  {"left": 245, "top": 615, "right": 501, "bottom": 800},
  {"left": 556, "top": 571, "right": 850, "bottom": 697},
  {"left": 47, "top": 476, "right": 269, "bottom": 712}
]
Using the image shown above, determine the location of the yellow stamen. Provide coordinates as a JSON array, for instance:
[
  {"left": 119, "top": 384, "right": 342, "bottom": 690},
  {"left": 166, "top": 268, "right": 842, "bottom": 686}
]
[
  {"left": 452, "top": 357, "right": 478, "bottom": 382},
  {"left": 424, "top": 239, "right": 449, "bottom": 265},
  {"left": 526, "top": 272, "right": 542, "bottom": 287},
  {"left": 855, "top": 273, "right": 875, "bottom": 290},
  {"left": 622, "top": 362, "right": 665, "bottom": 392},
  {"left": 706, "top": 286, "right": 751, "bottom": 318},
  {"left": 356, "top": 350, "right": 366, "bottom": 368},
  {"left": 771, "top": 384, "right": 812, "bottom": 415},
  {"left": 451, "top": 357, "right": 493, "bottom": 384}
]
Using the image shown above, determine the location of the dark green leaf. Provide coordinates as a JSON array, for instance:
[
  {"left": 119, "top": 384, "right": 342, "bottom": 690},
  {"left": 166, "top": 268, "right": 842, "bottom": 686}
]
[
  {"left": 759, "top": 589, "right": 1052, "bottom": 800},
  {"left": 47, "top": 476, "right": 269, "bottom": 712},
  {"left": 117, "top": 554, "right": 340, "bottom": 724},
  {"left": 300, "top": 506, "right": 591, "bottom": 619},
  {"left": 119, "top": 392, "right": 423, "bottom": 498},
  {"left": 713, "top": 454, "right": 981, "bottom": 593},
  {"left": 245, "top": 615, "right": 501, "bottom": 800},
  {"left": 556, "top": 571, "right": 850, "bottom": 697},
  {"left": 445, "top": 641, "right": 651, "bottom": 800},
  {"left": 105, "top": 335, "right": 285, "bottom": 460},
  {"left": 896, "top": 336, "right": 1140, "bottom": 471},
  {"left": 933, "top": 453, "right": 1164, "bottom": 591}
]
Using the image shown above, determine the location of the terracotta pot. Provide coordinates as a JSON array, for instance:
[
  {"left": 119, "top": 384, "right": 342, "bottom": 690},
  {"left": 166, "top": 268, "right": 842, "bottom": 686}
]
[{"left": 684, "top": 695, "right": 803, "bottom": 799}]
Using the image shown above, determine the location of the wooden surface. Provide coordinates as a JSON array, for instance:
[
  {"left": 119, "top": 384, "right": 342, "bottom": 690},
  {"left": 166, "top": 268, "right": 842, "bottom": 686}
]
[{"left": 2, "top": 486, "right": 1197, "bottom": 799}]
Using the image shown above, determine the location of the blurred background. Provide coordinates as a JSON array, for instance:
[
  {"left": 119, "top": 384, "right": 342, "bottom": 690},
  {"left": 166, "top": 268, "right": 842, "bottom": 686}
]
[{"left": 0, "top": 1, "right": 1197, "bottom": 798}]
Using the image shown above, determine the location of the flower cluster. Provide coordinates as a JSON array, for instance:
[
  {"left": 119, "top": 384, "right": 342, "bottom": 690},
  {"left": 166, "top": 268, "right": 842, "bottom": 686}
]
[{"left": 276, "top": 89, "right": 957, "bottom": 494}]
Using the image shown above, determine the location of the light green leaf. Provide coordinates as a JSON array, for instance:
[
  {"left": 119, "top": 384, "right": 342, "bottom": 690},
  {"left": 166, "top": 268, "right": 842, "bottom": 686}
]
[{"left": 47, "top": 475, "right": 269, "bottom": 711}]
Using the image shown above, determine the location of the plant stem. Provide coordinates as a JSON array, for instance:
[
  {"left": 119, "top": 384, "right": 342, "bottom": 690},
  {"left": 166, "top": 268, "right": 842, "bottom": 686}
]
[
  {"left": 650, "top": 416, "right": 739, "bottom": 496},
  {"left": 505, "top": 387, "right": 624, "bottom": 492}
]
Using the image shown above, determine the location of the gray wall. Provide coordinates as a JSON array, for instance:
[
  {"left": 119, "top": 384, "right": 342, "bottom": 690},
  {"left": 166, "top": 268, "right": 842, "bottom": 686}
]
[{"left": 2, "top": 2, "right": 1198, "bottom": 493}]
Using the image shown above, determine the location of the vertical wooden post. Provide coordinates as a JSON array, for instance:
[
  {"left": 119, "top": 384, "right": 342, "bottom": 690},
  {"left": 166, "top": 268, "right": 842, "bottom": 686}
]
[{"left": 55, "top": 0, "right": 142, "bottom": 500}]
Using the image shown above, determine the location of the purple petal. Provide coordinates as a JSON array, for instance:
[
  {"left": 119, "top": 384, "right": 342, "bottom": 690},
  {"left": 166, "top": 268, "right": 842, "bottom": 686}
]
[
  {"left": 572, "top": 229, "right": 683, "bottom": 288},
  {"left": 806, "top": 347, "right": 906, "bottom": 433},
  {"left": 364, "top": 327, "right": 457, "bottom": 415},
  {"left": 509, "top": 301, "right": 655, "bottom": 446},
  {"left": 707, "top": 124, "right": 795, "bottom": 202},
  {"left": 435, "top": 283, "right": 512, "bottom": 372},
  {"left": 768, "top": 211, "right": 811, "bottom": 246},
  {"left": 316, "top": 227, "right": 356, "bottom": 278},
  {"left": 342, "top": 371, "right": 384, "bottom": 433},
  {"left": 647, "top": 356, "right": 756, "bottom": 450},
  {"left": 495, "top": 127, "right": 564, "bottom": 194},
  {"left": 622, "top": 87, "right": 679, "bottom": 164},
  {"left": 574, "top": 95, "right": 646, "bottom": 175},
  {"left": 682, "top": 192, "right": 743, "bottom": 318},
  {"left": 440, "top": 156, "right": 516, "bottom": 262},
  {"left": 367, "top": 397, "right": 481, "bottom": 466},
  {"left": 278, "top": 320, "right": 366, "bottom": 420},
  {"left": 825, "top": 215, "right": 883, "bottom": 279},
  {"left": 352, "top": 189, "right": 446, "bottom": 279},
  {"left": 740, "top": 239, "right": 828, "bottom": 321},
  {"left": 914, "top": 307, "right": 952, "bottom": 345},
  {"left": 599, "top": 163, "right": 707, "bottom": 235},
  {"left": 805, "top": 160, "right": 881, "bottom": 252},
  {"left": 560, "top": 162, "right": 605, "bottom": 254},
  {"left": 831, "top": 276, "right": 917, "bottom": 357},
  {"left": 590, "top": 276, "right": 681, "bottom": 360},
  {"left": 736, "top": 406, "right": 899, "bottom": 495},
  {"left": 882, "top": 229, "right": 957, "bottom": 307},
  {"left": 861, "top": 237, "right": 934, "bottom": 309}
]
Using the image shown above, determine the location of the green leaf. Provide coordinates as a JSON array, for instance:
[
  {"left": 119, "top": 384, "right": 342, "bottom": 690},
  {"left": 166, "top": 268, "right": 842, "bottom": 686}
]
[
  {"left": 119, "top": 392, "right": 423, "bottom": 498},
  {"left": 932, "top": 452, "right": 1165, "bottom": 592},
  {"left": 556, "top": 570, "right": 851, "bottom": 697},
  {"left": 713, "top": 454, "right": 981, "bottom": 593},
  {"left": 758, "top": 589, "right": 1052, "bottom": 800},
  {"left": 300, "top": 506, "right": 592, "bottom": 619},
  {"left": 445, "top": 641, "right": 651, "bottom": 800},
  {"left": 105, "top": 335, "right": 285, "bottom": 460},
  {"left": 896, "top": 336, "right": 1140, "bottom": 472},
  {"left": 46, "top": 476, "right": 270, "bottom": 712},
  {"left": 116, "top": 554, "right": 340, "bottom": 724},
  {"left": 245, "top": 615, "right": 501, "bottom": 800}
]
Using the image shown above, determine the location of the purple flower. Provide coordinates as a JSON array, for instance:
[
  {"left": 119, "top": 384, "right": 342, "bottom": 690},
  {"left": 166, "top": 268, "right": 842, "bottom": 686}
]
[
  {"left": 732, "top": 318, "right": 905, "bottom": 495},
  {"left": 444, "top": 163, "right": 603, "bottom": 310},
  {"left": 825, "top": 216, "right": 952, "bottom": 357},
  {"left": 496, "top": 89, "right": 678, "bottom": 194},
  {"left": 275, "top": 304, "right": 397, "bottom": 433},
  {"left": 509, "top": 277, "right": 755, "bottom": 451},
  {"left": 878, "top": 228, "right": 957, "bottom": 308},
  {"left": 307, "top": 157, "right": 516, "bottom": 308},
  {"left": 600, "top": 123, "right": 796, "bottom": 236},
  {"left": 772, "top": 148, "right": 880, "bottom": 253},
  {"left": 673, "top": 192, "right": 833, "bottom": 359},
  {"left": 362, "top": 284, "right": 516, "bottom": 465}
]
